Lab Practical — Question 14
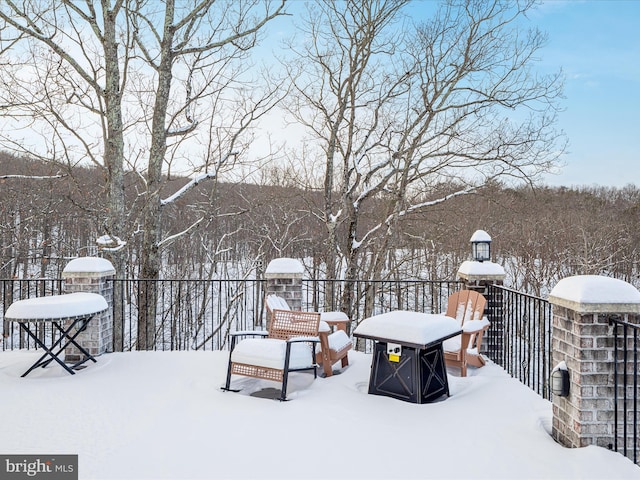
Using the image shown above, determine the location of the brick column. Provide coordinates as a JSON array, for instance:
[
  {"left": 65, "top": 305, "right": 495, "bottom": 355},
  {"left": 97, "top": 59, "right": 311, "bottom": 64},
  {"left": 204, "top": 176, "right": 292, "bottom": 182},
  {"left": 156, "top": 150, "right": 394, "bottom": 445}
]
[
  {"left": 264, "top": 258, "right": 304, "bottom": 311},
  {"left": 62, "top": 257, "right": 116, "bottom": 363},
  {"left": 548, "top": 275, "right": 640, "bottom": 450},
  {"left": 457, "top": 260, "right": 506, "bottom": 358}
]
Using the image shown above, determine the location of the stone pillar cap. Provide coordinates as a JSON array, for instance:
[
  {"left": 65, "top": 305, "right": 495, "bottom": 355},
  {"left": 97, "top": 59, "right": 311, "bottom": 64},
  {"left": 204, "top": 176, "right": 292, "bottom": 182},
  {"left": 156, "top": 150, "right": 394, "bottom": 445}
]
[
  {"left": 549, "top": 275, "right": 640, "bottom": 314},
  {"left": 265, "top": 258, "right": 304, "bottom": 275},
  {"left": 63, "top": 257, "right": 115, "bottom": 276},
  {"left": 457, "top": 260, "right": 506, "bottom": 281}
]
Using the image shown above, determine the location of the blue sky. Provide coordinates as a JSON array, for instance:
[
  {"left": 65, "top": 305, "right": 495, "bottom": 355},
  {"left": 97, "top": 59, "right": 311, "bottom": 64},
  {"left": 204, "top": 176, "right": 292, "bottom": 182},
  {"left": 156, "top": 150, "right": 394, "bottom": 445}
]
[
  {"left": 269, "top": 0, "right": 639, "bottom": 188},
  {"left": 401, "top": 0, "right": 640, "bottom": 187},
  {"left": 531, "top": 0, "right": 640, "bottom": 187}
]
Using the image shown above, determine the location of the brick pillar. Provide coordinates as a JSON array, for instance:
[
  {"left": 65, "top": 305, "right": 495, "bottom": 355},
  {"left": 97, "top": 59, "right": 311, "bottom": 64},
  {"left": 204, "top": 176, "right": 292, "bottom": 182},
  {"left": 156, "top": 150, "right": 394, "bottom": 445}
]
[
  {"left": 264, "top": 258, "right": 304, "bottom": 311},
  {"left": 456, "top": 260, "right": 506, "bottom": 358},
  {"left": 548, "top": 275, "right": 640, "bottom": 450},
  {"left": 62, "top": 257, "right": 116, "bottom": 363}
]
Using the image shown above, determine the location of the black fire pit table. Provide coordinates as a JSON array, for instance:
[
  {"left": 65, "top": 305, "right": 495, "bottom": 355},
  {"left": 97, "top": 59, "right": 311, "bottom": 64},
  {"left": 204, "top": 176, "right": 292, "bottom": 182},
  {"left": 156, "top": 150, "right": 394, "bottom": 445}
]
[{"left": 353, "top": 311, "right": 461, "bottom": 403}]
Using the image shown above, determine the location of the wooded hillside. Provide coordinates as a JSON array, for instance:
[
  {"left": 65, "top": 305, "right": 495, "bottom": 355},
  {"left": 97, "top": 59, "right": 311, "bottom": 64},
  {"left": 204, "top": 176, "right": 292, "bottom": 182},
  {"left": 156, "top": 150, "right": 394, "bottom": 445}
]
[{"left": 1, "top": 152, "right": 638, "bottom": 295}]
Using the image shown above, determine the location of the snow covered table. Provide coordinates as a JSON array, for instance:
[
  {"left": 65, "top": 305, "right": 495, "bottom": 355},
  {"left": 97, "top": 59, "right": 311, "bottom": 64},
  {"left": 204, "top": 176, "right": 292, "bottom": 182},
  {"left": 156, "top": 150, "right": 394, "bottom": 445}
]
[
  {"left": 353, "top": 311, "right": 461, "bottom": 403},
  {"left": 4, "top": 292, "right": 108, "bottom": 377}
]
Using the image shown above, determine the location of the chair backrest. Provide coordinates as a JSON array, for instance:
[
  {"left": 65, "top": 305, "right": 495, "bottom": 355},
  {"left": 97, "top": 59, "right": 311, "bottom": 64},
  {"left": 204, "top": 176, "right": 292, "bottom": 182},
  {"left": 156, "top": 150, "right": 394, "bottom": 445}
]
[
  {"left": 445, "top": 290, "right": 486, "bottom": 325},
  {"left": 265, "top": 294, "right": 291, "bottom": 313},
  {"left": 268, "top": 309, "right": 320, "bottom": 341}
]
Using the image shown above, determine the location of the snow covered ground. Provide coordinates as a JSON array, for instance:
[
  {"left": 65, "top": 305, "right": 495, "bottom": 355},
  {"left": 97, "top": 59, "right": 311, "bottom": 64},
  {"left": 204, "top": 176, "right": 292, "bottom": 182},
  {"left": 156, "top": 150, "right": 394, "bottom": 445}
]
[{"left": 1, "top": 349, "right": 639, "bottom": 479}]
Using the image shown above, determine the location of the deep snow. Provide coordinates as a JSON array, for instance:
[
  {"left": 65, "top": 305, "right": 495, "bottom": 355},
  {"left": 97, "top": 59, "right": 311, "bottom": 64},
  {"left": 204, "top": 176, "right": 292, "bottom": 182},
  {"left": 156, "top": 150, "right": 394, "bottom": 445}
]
[{"left": 1, "top": 349, "right": 639, "bottom": 479}]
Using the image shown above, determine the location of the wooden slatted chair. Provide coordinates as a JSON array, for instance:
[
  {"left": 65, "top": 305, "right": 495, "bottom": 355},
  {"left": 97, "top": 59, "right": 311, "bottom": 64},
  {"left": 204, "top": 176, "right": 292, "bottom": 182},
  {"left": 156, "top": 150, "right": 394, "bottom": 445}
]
[
  {"left": 222, "top": 309, "right": 320, "bottom": 401},
  {"left": 265, "top": 294, "right": 352, "bottom": 377},
  {"left": 442, "top": 290, "right": 490, "bottom": 377}
]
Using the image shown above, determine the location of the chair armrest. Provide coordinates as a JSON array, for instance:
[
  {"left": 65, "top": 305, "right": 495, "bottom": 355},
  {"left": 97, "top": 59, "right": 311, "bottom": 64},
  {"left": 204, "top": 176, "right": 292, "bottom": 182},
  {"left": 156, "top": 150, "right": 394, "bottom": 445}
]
[
  {"left": 287, "top": 336, "right": 320, "bottom": 344},
  {"left": 462, "top": 318, "right": 490, "bottom": 334},
  {"left": 230, "top": 330, "right": 268, "bottom": 337},
  {"left": 228, "top": 330, "right": 269, "bottom": 352}
]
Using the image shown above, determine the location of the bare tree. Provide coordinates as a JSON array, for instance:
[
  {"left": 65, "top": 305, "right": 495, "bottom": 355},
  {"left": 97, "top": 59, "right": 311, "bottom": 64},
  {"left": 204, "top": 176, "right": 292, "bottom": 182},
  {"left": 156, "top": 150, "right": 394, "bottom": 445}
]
[
  {"left": 282, "top": 0, "right": 565, "bottom": 315},
  {"left": 281, "top": 0, "right": 411, "bottom": 317},
  {"left": 0, "top": 0, "right": 285, "bottom": 348}
]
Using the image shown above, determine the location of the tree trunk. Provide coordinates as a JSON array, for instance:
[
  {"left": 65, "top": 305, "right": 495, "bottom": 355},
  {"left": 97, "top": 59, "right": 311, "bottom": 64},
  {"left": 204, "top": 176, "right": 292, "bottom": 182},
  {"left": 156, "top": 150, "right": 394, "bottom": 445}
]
[
  {"left": 138, "top": 0, "right": 175, "bottom": 350},
  {"left": 101, "top": 1, "right": 127, "bottom": 351}
]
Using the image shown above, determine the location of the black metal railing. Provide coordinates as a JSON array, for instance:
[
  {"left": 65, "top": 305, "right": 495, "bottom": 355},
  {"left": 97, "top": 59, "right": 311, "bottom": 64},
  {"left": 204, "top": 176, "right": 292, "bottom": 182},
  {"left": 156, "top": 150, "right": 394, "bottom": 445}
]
[
  {"left": 1, "top": 278, "right": 461, "bottom": 352},
  {"left": 112, "top": 278, "right": 267, "bottom": 351},
  {"left": 303, "top": 279, "right": 462, "bottom": 353},
  {"left": 303, "top": 279, "right": 462, "bottom": 321},
  {"left": 611, "top": 316, "right": 640, "bottom": 465},
  {"left": 114, "top": 278, "right": 461, "bottom": 351},
  {"left": 486, "top": 284, "right": 553, "bottom": 400}
]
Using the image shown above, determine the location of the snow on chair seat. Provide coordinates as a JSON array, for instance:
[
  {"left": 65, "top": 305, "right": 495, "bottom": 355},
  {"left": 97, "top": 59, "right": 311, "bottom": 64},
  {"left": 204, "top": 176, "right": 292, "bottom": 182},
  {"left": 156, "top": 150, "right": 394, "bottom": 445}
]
[
  {"left": 231, "top": 338, "right": 316, "bottom": 371},
  {"left": 319, "top": 329, "right": 352, "bottom": 352},
  {"left": 319, "top": 311, "right": 349, "bottom": 322},
  {"left": 265, "top": 294, "right": 352, "bottom": 377}
]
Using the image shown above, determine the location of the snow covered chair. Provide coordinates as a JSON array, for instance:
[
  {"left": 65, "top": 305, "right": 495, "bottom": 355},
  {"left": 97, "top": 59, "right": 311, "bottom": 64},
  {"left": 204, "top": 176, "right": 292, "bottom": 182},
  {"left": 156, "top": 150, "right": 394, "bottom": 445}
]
[
  {"left": 265, "top": 294, "right": 352, "bottom": 377},
  {"left": 223, "top": 308, "right": 320, "bottom": 401},
  {"left": 441, "top": 290, "right": 489, "bottom": 377}
]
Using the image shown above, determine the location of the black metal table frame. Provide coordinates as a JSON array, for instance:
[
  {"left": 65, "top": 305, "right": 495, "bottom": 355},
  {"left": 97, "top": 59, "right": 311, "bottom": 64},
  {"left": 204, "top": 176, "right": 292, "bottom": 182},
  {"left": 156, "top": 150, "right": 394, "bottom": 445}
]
[
  {"left": 354, "top": 329, "right": 462, "bottom": 404},
  {"left": 16, "top": 314, "right": 98, "bottom": 377}
]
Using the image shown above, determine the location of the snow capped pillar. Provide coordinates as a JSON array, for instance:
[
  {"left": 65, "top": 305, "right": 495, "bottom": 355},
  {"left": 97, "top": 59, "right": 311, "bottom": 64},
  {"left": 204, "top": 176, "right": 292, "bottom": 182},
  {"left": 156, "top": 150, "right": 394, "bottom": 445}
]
[
  {"left": 548, "top": 276, "right": 640, "bottom": 453},
  {"left": 62, "top": 257, "right": 116, "bottom": 362},
  {"left": 456, "top": 259, "right": 506, "bottom": 290},
  {"left": 457, "top": 233, "right": 506, "bottom": 361},
  {"left": 264, "top": 258, "right": 304, "bottom": 311}
]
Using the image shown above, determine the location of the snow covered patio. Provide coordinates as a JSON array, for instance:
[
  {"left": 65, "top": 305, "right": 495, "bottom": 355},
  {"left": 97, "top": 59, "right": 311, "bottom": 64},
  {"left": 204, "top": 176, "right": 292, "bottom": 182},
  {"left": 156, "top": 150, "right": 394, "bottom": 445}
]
[{"left": 1, "top": 350, "right": 638, "bottom": 479}]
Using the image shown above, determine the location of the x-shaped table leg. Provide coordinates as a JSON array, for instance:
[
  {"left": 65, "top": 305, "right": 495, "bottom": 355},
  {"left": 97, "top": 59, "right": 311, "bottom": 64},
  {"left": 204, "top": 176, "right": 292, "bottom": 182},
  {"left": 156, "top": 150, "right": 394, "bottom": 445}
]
[
  {"left": 19, "top": 316, "right": 96, "bottom": 377},
  {"left": 420, "top": 347, "right": 449, "bottom": 399}
]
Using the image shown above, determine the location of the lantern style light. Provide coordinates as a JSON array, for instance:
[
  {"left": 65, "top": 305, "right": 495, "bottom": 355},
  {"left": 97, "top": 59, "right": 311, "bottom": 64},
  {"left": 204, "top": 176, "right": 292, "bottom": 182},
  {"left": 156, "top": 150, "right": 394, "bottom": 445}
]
[
  {"left": 551, "top": 362, "right": 570, "bottom": 397},
  {"left": 470, "top": 230, "right": 491, "bottom": 263}
]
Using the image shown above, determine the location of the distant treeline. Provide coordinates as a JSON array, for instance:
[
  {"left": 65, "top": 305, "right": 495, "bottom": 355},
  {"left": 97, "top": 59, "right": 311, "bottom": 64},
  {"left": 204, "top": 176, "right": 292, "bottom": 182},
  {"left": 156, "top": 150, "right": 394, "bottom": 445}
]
[{"left": 1, "top": 151, "right": 638, "bottom": 295}]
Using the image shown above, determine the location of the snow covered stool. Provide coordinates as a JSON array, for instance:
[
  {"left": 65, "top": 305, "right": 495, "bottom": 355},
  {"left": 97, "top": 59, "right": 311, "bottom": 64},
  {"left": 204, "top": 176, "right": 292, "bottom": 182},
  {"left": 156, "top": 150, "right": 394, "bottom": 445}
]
[
  {"left": 354, "top": 311, "right": 461, "bottom": 403},
  {"left": 222, "top": 309, "right": 320, "bottom": 401},
  {"left": 265, "top": 294, "right": 352, "bottom": 377}
]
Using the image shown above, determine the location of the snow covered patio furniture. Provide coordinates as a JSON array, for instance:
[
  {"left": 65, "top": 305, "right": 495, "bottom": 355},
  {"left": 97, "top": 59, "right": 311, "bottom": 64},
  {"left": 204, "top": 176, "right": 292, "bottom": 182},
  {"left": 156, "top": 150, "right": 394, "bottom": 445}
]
[
  {"left": 442, "top": 290, "right": 490, "bottom": 377},
  {"left": 265, "top": 294, "right": 352, "bottom": 377},
  {"left": 222, "top": 308, "right": 321, "bottom": 401},
  {"left": 4, "top": 292, "right": 109, "bottom": 377},
  {"left": 353, "top": 311, "right": 461, "bottom": 403}
]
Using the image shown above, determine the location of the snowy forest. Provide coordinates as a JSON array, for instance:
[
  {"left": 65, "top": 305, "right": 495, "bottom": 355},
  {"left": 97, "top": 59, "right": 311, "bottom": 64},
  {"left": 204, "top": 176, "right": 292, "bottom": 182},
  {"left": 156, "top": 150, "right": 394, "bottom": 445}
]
[
  {"left": 1, "top": 151, "right": 638, "bottom": 298},
  {"left": 0, "top": 0, "right": 638, "bottom": 312}
]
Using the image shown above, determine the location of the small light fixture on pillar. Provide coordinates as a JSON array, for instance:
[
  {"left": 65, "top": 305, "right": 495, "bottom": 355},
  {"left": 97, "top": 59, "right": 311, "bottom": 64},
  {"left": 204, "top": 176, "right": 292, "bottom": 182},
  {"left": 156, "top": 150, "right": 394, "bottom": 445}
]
[
  {"left": 551, "top": 362, "right": 570, "bottom": 397},
  {"left": 470, "top": 230, "right": 491, "bottom": 263}
]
